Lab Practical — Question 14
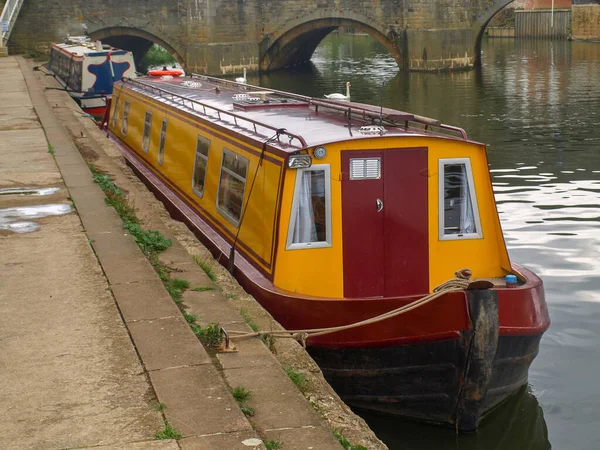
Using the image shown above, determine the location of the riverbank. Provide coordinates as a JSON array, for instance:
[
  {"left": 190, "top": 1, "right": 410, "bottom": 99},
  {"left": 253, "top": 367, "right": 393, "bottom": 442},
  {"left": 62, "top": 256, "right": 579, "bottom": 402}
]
[{"left": 0, "top": 55, "right": 386, "bottom": 450}]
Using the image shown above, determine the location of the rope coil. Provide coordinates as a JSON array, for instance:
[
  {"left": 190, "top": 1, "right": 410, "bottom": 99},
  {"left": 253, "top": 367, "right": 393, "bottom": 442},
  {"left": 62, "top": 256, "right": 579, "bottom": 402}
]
[{"left": 228, "top": 269, "right": 473, "bottom": 344}]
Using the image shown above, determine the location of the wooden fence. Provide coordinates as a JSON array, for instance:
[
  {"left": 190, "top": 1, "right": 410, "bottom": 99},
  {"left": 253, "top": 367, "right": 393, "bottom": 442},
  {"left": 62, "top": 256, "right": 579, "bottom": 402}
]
[{"left": 515, "top": 10, "right": 572, "bottom": 39}]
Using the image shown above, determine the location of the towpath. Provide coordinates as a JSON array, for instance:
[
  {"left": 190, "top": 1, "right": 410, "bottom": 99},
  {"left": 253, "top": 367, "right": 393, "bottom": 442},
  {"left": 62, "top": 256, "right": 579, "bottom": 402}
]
[{"left": 0, "top": 56, "right": 383, "bottom": 450}]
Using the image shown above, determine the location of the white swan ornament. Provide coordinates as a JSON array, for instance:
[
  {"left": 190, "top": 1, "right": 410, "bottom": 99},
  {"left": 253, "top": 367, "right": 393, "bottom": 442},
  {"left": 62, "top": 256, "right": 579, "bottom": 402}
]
[
  {"left": 325, "top": 82, "right": 351, "bottom": 101},
  {"left": 236, "top": 68, "right": 247, "bottom": 84}
]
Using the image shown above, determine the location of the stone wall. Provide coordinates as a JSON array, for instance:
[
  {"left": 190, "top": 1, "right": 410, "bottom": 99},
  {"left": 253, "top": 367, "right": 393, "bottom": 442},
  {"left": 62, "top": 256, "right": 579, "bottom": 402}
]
[
  {"left": 572, "top": 4, "right": 600, "bottom": 40},
  {"left": 7, "top": 0, "right": 530, "bottom": 73}
]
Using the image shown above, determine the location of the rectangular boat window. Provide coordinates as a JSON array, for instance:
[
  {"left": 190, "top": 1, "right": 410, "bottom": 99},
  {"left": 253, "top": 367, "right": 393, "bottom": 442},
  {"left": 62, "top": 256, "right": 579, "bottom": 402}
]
[
  {"left": 439, "top": 158, "right": 482, "bottom": 240},
  {"left": 217, "top": 149, "right": 249, "bottom": 226},
  {"left": 192, "top": 136, "right": 210, "bottom": 198},
  {"left": 286, "top": 165, "right": 332, "bottom": 250},
  {"left": 350, "top": 158, "right": 381, "bottom": 180},
  {"left": 158, "top": 119, "right": 167, "bottom": 166},
  {"left": 121, "top": 100, "right": 130, "bottom": 136},
  {"left": 111, "top": 95, "right": 120, "bottom": 129},
  {"left": 142, "top": 111, "right": 153, "bottom": 154}
]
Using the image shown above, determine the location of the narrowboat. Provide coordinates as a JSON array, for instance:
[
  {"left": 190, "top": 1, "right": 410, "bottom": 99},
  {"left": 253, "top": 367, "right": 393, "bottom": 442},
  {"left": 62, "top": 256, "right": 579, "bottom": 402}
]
[
  {"left": 105, "top": 75, "right": 550, "bottom": 432},
  {"left": 48, "top": 37, "right": 136, "bottom": 118}
]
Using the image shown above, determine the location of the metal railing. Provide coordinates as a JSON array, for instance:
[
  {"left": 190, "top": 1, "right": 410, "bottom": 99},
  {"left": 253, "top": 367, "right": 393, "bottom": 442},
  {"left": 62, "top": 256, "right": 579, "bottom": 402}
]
[
  {"left": 189, "top": 73, "right": 467, "bottom": 139},
  {"left": 1, "top": 0, "right": 24, "bottom": 47},
  {"left": 122, "top": 77, "right": 308, "bottom": 149}
]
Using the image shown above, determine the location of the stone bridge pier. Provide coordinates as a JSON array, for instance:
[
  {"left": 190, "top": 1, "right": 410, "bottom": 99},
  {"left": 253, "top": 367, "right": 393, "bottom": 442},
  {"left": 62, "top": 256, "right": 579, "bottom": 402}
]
[{"left": 9, "top": 0, "right": 511, "bottom": 74}]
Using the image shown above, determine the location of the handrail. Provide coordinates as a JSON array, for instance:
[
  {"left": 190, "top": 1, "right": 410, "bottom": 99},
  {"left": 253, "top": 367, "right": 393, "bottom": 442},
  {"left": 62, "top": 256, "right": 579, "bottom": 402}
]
[
  {"left": 190, "top": 73, "right": 467, "bottom": 140},
  {"left": 190, "top": 72, "right": 311, "bottom": 103},
  {"left": 1, "top": 0, "right": 24, "bottom": 47},
  {"left": 122, "top": 77, "right": 308, "bottom": 149}
]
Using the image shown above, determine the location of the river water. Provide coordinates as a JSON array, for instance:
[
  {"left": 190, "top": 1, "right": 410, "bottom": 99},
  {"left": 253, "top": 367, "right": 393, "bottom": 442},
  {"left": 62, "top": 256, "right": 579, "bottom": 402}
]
[{"left": 256, "top": 35, "right": 600, "bottom": 449}]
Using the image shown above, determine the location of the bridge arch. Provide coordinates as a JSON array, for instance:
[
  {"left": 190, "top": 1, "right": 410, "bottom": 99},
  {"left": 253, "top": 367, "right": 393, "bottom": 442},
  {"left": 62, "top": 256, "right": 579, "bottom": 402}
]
[
  {"left": 472, "top": 0, "right": 515, "bottom": 66},
  {"left": 88, "top": 27, "right": 186, "bottom": 70},
  {"left": 261, "top": 11, "right": 403, "bottom": 72}
]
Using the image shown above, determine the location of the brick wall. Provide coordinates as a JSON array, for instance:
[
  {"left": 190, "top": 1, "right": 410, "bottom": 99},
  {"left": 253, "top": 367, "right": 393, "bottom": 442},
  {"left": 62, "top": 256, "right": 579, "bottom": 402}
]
[{"left": 572, "top": 4, "right": 600, "bottom": 40}]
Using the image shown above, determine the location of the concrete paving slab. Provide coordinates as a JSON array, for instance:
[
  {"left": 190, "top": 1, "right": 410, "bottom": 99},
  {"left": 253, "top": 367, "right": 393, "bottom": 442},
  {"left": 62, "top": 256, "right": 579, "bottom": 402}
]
[
  {"left": 174, "top": 265, "right": 215, "bottom": 288},
  {"left": 224, "top": 366, "right": 321, "bottom": 430},
  {"left": 158, "top": 239, "right": 200, "bottom": 266},
  {"left": 128, "top": 316, "right": 211, "bottom": 371},
  {"left": 97, "top": 252, "right": 162, "bottom": 285},
  {"left": 217, "top": 335, "right": 280, "bottom": 370},
  {"left": 95, "top": 441, "right": 180, "bottom": 450},
  {"left": 0, "top": 213, "right": 164, "bottom": 449},
  {"left": 149, "top": 365, "right": 253, "bottom": 437},
  {"left": 112, "top": 279, "right": 182, "bottom": 322},
  {"left": 182, "top": 289, "right": 247, "bottom": 326},
  {"left": 179, "top": 431, "right": 262, "bottom": 450},
  {"left": 0, "top": 91, "right": 34, "bottom": 107},
  {"left": 262, "top": 426, "right": 343, "bottom": 450}
]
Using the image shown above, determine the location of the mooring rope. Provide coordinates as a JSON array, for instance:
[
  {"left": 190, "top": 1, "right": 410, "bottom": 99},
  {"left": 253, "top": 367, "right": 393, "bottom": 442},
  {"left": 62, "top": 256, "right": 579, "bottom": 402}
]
[{"left": 228, "top": 269, "right": 473, "bottom": 348}]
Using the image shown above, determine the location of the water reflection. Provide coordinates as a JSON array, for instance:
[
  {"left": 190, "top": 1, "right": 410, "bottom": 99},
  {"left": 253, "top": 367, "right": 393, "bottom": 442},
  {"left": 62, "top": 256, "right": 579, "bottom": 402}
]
[
  {"left": 259, "top": 33, "right": 600, "bottom": 449},
  {"left": 357, "top": 387, "right": 549, "bottom": 450}
]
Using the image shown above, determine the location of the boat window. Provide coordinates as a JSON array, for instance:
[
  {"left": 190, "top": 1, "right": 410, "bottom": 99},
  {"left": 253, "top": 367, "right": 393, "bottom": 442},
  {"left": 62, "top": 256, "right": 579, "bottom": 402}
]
[
  {"left": 286, "top": 165, "right": 332, "bottom": 250},
  {"left": 142, "top": 111, "right": 153, "bottom": 154},
  {"left": 121, "top": 100, "right": 130, "bottom": 136},
  {"left": 217, "top": 149, "right": 249, "bottom": 226},
  {"left": 439, "top": 158, "right": 482, "bottom": 240},
  {"left": 158, "top": 119, "right": 167, "bottom": 166},
  {"left": 192, "top": 136, "right": 210, "bottom": 198},
  {"left": 111, "top": 95, "right": 120, "bottom": 129}
]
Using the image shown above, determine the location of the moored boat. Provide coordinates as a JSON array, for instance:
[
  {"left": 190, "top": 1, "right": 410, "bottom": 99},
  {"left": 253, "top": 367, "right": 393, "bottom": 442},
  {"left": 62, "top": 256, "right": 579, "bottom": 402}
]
[
  {"left": 105, "top": 74, "right": 550, "bottom": 431},
  {"left": 47, "top": 36, "right": 136, "bottom": 118}
]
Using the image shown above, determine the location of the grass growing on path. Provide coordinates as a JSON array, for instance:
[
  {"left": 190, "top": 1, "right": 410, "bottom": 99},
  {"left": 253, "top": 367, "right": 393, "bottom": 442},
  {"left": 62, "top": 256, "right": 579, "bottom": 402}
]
[
  {"left": 285, "top": 367, "right": 307, "bottom": 392},
  {"left": 333, "top": 430, "right": 367, "bottom": 450},
  {"left": 193, "top": 254, "right": 217, "bottom": 282},
  {"left": 155, "top": 422, "right": 182, "bottom": 440},
  {"left": 229, "top": 386, "right": 255, "bottom": 417}
]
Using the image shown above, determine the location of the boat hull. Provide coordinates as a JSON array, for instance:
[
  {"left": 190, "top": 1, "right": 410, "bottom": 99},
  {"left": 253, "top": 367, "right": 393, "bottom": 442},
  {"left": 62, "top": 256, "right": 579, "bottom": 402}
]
[
  {"left": 308, "top": 333, "right": 543, "bottom": 431},
  {"left": 118, "top": 140, "right": 549, "bottom": 432}
]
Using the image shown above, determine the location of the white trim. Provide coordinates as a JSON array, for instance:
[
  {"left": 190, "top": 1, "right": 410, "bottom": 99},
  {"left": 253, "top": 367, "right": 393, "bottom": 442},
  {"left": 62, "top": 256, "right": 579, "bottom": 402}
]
[
  {"left": 438, "top": 158, "right": 483, "bottom": 241},
  {"left": 158, "top": 118, "right": 168, "bottom": 166},
  {"left": 142, "top": 110, "right": 153, "bottom": 154},
  {"left": 111, "top": 94, "right": 120, "bottom": 129},
  {"left": 192, "top": 135, "right": 210, "bottom": 199},
  {"left": 286, "top": 164, "right": 332, "bottom": 250},
  {"left": 121, "top": 100, "right": 130, "bottom": 136},
  {"left": 216, "top": 148, "right": 249, "bottom": 227}
]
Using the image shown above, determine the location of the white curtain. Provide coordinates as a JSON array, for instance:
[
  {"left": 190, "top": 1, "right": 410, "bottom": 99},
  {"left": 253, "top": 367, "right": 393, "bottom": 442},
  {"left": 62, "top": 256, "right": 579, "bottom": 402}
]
[
  {"left": 292, "top": 172, "right": 317, "bottom": 243},
  {"left": 460, "top": 166, "right": 476, "bottom": 234}
]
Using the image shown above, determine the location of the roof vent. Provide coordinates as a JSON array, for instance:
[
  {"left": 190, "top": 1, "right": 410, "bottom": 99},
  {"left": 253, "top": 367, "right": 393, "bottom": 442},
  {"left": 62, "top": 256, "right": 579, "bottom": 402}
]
[
  {"left": 182, "top": 80, "right": 202, "bottom": 88},
  {"left": 358, "top": 125, "right": 386, "bottom": 135}
]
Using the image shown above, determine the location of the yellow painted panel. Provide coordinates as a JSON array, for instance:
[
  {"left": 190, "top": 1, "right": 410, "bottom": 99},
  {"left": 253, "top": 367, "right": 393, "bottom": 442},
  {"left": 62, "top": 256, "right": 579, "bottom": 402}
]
[
  {"left": 110, "top": 86, "right": 284, "bottom": 273},
  {"left": 427, "top": 140, "right": 511, "bottom": 291}
]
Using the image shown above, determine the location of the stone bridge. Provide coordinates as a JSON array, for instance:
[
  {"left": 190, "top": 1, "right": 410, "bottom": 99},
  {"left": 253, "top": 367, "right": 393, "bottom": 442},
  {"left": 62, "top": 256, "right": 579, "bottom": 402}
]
[{"left": 8, "top": 0, "right": 515, "bottom": 73}]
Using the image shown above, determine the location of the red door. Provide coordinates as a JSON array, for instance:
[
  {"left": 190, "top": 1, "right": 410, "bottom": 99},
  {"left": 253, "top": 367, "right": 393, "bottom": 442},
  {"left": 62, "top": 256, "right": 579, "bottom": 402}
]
[{"left": 341, "top": 148, "right": 429, "bottom": 298}]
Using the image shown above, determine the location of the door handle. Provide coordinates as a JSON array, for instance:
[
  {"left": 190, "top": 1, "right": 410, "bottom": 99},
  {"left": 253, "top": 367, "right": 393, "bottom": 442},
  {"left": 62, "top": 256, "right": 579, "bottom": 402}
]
[{"left": 376, "top": 198, "right": 383, "bottom": 212}]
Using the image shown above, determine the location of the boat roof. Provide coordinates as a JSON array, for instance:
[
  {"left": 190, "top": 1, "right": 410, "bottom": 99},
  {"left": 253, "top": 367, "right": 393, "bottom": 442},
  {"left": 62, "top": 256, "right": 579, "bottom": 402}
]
[
  {"left": 51, "top": 40, "right": 130, "bottom": 58},
  {"left": 119, "top": 74, "right": 473, "bottom": 152}
]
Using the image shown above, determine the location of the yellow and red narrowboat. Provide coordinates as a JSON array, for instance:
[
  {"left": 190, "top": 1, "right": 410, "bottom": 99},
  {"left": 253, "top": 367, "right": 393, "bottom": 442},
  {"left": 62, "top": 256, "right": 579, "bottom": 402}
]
[{"left": 105, "top": 75, "right": 550, "bottom": 432}]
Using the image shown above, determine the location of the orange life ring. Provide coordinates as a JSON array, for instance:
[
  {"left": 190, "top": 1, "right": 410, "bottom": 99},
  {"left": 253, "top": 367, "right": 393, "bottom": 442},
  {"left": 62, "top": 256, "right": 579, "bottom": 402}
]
[{"left": 148, "top": 69, "right": 183, "bottom": 77}]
